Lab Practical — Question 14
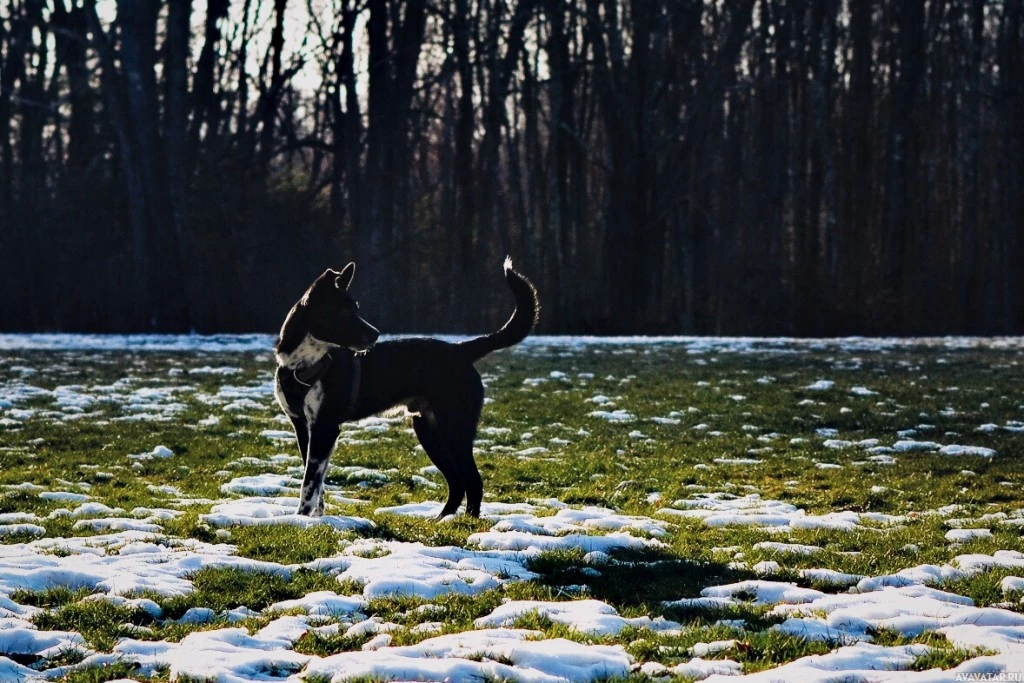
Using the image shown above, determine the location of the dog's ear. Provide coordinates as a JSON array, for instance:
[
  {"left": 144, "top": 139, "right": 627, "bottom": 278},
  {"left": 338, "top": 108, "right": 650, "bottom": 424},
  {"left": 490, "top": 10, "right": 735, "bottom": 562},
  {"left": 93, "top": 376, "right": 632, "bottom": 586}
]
[{"left": 335, "top": 262, "right": 355, "bottom": 290}]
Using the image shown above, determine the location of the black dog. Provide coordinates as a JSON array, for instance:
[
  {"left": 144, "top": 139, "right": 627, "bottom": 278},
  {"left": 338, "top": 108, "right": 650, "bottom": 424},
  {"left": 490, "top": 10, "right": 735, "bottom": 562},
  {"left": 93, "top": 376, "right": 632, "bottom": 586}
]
[{"left": 274, "top": 259, "right": 539, "bottom": 518}]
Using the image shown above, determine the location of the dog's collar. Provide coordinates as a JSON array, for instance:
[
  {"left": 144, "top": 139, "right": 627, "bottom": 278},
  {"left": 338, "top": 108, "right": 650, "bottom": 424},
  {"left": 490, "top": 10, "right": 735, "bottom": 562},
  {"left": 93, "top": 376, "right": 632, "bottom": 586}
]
[{"left": 293, "top": 352, "right": 334, "bottom": 387}]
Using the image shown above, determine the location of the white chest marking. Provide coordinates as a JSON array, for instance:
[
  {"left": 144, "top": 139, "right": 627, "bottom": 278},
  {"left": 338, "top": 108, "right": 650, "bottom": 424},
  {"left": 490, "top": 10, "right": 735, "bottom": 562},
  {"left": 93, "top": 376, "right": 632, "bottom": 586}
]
[
  {"left": 303, "top": 380, "right": 325, "bottom": 425},
  {"left": 276, "top": 334, "right": 332, "bottom": 369}
]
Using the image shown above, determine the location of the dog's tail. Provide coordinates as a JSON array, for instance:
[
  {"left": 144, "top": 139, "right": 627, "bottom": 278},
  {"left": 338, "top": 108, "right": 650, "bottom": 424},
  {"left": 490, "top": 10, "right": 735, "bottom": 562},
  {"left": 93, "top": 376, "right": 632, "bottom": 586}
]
[{"left": 458, "top": 257, "right": 539, "bottom": 362}]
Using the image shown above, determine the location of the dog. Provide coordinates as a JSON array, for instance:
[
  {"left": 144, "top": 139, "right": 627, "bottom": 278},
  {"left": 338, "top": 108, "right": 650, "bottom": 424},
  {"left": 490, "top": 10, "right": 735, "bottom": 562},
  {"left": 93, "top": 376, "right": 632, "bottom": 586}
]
[{"left": 273, "top": 258, "right": 539, "bottom": 518}]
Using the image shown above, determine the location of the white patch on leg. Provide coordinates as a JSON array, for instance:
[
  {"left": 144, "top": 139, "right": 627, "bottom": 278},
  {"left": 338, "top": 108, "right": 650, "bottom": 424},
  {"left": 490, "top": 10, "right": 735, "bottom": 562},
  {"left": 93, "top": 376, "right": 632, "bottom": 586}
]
[
  {"left": 315, "top": 455, "right": 331, "bottom": 477},
  {"left": 299, "top": 448, "right": 334, "bottom": 517},
  {"left": 298, "top": 476, "right": 322, "bottom": 516},
  {"left": 298, "top": 485, "right": 313, "bottom": 514},
  {"left": 303, "top": 380, "right": 325, "bottom": 425},
  {"left": 312, "top": 456, "right": 331, "bottom": 516}
]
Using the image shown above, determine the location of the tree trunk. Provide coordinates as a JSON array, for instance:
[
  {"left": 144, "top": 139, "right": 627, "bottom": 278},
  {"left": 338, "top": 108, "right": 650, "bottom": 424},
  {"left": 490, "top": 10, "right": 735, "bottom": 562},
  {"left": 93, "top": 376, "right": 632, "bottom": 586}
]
[
  {"left": 258, "top": 0, "right": 288, "bottom": 169},
  {"left": 882, "top": 0, "right": 925, "bottom": 328},
  {"left": 360, "top": 0, "right": 427, "bottom": 328},
  {"left": 452, "top": 0, "right": 477, "bottom": 309},
  {"left": 845, "top": 0, "right": 874, "bottom": 327},
  {"left": 189, "top": 0, "right": 229, "bottom": 173},
  {"left": 959, "top": 0, "right": 984, "bottom": 329},
  {"left": 166, "top": 0, "right": 193, "bottom": 327}
]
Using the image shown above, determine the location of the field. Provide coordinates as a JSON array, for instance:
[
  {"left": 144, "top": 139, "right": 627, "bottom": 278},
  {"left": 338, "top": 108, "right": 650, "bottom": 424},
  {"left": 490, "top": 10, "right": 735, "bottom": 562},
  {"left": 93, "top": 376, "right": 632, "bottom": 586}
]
[{"left": 1, "top": 334, "right": 1023, "bottom": 682}]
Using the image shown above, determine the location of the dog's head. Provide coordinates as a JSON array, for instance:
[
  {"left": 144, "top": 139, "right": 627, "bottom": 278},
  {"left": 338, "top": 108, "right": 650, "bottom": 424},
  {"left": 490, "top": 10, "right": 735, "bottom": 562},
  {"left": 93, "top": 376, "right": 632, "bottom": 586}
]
[{"left": 300, "top": 263, "right": 380, "bottom": 352}]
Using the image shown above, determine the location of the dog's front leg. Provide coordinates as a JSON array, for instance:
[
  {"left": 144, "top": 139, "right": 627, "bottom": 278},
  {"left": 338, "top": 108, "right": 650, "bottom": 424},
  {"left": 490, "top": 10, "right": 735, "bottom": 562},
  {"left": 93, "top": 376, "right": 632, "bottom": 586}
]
[
  {"left": 297, "top": 422, "right": 339, "bottom": 517},
  {"left": 288, "top": 415, "right": 310, "bottom": 468}
]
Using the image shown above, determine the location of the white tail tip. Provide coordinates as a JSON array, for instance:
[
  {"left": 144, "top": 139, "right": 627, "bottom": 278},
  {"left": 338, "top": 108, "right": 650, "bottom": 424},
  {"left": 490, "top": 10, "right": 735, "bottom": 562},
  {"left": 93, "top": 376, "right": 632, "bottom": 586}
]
[{"left": 503, "top": 256, "right": 513, "bottom": 272}]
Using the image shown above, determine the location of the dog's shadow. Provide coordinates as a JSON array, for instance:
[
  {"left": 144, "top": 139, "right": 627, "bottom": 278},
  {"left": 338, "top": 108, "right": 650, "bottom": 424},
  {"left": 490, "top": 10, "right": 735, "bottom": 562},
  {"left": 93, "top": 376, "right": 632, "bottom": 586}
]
[{"left": 525, "top": 546, "right": 765, "bottom": 621}]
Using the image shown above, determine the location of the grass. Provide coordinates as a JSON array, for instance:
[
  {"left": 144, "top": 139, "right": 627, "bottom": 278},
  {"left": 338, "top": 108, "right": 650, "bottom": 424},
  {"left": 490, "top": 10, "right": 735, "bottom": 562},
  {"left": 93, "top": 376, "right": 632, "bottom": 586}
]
[
  {"left": 48, "top": 662, "right": 166, "bottom": 683},
  {"left": 228, "top": 525, "right": 351, "bottom": 564},
  {"left": 34, "top": 599, "right": 155, "bottom": 651},
  {"left": 157, "top": 567, "right": 339, "bottom": 618},
  {"left": 2, "top": 341, "right": 1024, "bottom": 679}
]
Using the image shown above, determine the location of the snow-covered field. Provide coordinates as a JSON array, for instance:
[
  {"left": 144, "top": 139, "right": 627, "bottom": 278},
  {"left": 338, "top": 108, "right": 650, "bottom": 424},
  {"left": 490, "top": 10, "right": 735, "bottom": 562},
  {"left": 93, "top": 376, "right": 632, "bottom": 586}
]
[{"left": 1, "top": 335, "right": 1023, "bottom": 682}]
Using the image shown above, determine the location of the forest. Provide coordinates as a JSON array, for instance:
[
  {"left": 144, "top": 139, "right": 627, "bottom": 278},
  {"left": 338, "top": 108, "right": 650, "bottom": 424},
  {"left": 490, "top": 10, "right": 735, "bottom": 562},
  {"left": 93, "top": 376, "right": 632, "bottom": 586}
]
[{"left": 0, "top": 0, "right": 1021, "bottom": 335}]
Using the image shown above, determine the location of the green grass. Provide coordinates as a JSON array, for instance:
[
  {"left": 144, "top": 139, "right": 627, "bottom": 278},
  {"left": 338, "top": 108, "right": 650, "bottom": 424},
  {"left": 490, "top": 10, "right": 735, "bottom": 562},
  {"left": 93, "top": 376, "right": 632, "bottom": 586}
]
[
  {"left": 3, "top": 343, "right": 1024, "bottom": 679},
  {"left": 156, "top": 567, "right": 339, "bottom": 618},
  {"left": 47, "top": 662, "right": 166, "bottom": 683},
  {"left": 228, "top": 525, "right": 351, "bottom": 564},
  {"left": 34, "top": 599, "right": 155, "bottom": 651}
]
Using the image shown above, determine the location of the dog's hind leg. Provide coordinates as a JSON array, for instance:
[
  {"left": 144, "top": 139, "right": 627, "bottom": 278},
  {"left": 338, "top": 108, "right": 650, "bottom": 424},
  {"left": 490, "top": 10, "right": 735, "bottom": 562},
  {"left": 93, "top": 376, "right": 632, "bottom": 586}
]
[
  {"left": 297, "top": 422, "right": 339, "bottom": 516},
  {"left": 449, "top": 383, "right": 485, "bottom": 517},
  {"left": 413, "top": 414, "right": 464, "bottom": 518},
  {"left": 448, "top": 434, "right": 483, "bottom": 517}
]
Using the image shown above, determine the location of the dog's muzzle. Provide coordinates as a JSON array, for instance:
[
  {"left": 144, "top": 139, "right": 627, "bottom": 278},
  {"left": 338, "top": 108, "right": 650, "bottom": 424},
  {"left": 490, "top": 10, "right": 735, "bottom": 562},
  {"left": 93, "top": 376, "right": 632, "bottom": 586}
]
[{"left": 353, "top": 321, "right": 380, "bottom": 351}]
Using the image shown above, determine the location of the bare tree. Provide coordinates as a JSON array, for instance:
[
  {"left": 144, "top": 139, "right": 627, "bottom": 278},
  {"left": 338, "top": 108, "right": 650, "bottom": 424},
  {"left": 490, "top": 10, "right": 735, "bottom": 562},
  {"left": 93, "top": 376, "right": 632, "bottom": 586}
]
[{"left": 1, "top": 0, "right": 1023, "bottom": 336}]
